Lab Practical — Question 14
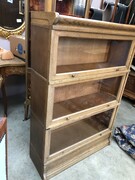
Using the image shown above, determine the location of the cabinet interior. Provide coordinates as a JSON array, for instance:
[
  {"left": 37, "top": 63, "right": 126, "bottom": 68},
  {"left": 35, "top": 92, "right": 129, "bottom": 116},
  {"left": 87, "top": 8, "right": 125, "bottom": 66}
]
[
  {"left": 56, "top": 38, "right": 131, "bottom": 73},
  {"left": 50, "top": 109, "right": 113, "bottom": 154},
  {"left": 53, "top": 77, "right": 121, "bottom": 119}
]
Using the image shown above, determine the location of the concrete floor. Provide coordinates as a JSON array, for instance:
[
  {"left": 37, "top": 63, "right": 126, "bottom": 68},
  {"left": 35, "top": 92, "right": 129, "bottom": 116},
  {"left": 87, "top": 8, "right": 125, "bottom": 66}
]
[{"left": 0, "top": 94, "right": 135, "bottom": 180}]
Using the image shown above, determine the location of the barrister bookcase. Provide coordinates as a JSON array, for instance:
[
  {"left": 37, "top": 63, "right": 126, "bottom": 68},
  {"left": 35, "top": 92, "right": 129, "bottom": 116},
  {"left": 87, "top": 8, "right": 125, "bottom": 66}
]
[{"left": 30, "top": 10, "right": 135, "bottom": 179}]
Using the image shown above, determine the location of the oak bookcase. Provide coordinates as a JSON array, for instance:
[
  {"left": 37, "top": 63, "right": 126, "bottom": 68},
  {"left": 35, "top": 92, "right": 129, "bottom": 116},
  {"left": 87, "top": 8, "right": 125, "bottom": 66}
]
[{"left": 30, "top": 10, "right": 135, "bottom": 180}]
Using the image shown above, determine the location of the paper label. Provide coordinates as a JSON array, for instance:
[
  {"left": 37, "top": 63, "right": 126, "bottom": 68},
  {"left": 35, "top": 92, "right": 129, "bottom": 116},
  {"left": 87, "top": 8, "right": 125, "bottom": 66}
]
[{"left": 16, "top": 19, "right": 22, "bottom": 23}]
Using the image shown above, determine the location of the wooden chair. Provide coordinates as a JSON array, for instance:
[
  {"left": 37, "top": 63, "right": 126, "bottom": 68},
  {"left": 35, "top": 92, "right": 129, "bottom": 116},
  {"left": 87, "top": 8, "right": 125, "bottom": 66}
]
[
  {"left": 90, "top": 1, "right": 110, "bottom": 20},
  {"left": 0, "top": 117, "right": 8, "bottom": 180},
  {"left": 89, "top": 0, "right": 118, "bottom": 21},
  {"left": 104, "top": 0, "right": 133, "bottom": 23}
]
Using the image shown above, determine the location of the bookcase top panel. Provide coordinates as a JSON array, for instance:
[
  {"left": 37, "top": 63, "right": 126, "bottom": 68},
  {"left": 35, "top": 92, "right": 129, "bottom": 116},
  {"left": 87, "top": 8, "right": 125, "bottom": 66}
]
[{"left": 31, "top": 11, "right": 135, "bottom": 37}]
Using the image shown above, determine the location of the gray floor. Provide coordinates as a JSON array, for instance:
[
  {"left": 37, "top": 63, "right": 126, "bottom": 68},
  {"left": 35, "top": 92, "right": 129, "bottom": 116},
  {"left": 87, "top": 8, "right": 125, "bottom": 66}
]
[{"left": 0, "top": 94, "right": 135, "bottom": 180}]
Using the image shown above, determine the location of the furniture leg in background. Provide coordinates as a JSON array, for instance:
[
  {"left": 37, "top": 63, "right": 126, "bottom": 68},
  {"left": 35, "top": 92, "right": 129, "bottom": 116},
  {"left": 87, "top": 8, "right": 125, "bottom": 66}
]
[{"left": 0, "top": 57, "right": 25, "bottom": 117}]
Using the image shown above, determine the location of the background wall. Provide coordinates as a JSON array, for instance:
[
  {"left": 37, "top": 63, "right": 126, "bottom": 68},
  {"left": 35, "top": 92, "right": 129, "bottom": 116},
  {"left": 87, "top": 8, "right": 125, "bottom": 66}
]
[{"left": 91, "top": 0, "right": 101, "bottom": 8}]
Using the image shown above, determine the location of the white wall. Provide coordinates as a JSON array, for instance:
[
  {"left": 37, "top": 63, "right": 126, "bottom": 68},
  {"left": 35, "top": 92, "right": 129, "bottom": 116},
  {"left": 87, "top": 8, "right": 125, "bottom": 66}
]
[
  {"left": 91, "top": 0, "right": 116, "bottom": 8},
  {"left": 91, "top": 0, "right": 102, "bottom": 8},
  {"left": 0, "top": 38, "right": 10, "bottom": 50}
]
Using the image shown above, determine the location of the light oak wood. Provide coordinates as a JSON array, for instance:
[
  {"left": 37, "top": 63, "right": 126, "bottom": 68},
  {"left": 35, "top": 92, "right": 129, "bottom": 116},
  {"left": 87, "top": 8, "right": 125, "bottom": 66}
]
[
  {"left": 31, "top": 12, "right": 135, "bottom": 35},
  {"left": 46, "top": 131, "right": 110, "bottom": 179},
  {"left": 53, "top": 87, "right": 117, "bottom": 119},
  {"left": 52, "top": 68, "right": 128, "bottom": 86},
  {"left": 50, "top": 112, "right": 112, "bottom": 154},
  {"left": 47, "top": 139, "right": 109, "bottom": 179},
  {"left": 50, "top": 101, "right": 119, "bottom": 131},
  {"left": 30, "top": 11, "right": 135, "bottom": 180},
  {"left": 48, "top": 129, "right": 111, "bottom": 161},
  {"left": 54, "top": 81, "right": 100, "bottom": 103}
]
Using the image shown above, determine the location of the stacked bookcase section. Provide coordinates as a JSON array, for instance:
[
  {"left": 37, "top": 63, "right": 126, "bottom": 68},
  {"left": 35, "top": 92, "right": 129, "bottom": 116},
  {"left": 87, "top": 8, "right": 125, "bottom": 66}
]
[{"left": 30, "top": 11, "right": 135, "bottom": 180}]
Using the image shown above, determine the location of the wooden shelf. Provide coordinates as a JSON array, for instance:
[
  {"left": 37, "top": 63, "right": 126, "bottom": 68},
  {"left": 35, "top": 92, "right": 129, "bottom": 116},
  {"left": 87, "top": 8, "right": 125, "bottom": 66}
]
[
  {"left": 53, "top": 92, "right": 115, "bottom": 119},
  {"left": 57, "top": 62, "right": 113, "bottom": 73},
  {"left": 53, "top": 76, "right": 121, "bottom": 119},
  {"left": 56, "top": 38, "right": 130, "bottom": 74}
]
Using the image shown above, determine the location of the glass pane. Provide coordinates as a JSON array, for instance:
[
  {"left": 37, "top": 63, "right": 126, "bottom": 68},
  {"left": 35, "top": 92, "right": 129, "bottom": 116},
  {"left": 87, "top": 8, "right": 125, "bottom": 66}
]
[
  {"left": 56, "top": 38, "right": 131, "bottom": 73},
  {"left": 53, "top": 77, "right": 121, "bottom": 119},
  {"left": 50, "top": 109, "right": 113, "bottom": 154}
]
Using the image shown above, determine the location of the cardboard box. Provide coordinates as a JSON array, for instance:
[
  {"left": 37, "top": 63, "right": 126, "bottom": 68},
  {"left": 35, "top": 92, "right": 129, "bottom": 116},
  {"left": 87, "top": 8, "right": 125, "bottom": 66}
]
[{"left": 9, "top": 35, "right": 25, "bottom": 60}]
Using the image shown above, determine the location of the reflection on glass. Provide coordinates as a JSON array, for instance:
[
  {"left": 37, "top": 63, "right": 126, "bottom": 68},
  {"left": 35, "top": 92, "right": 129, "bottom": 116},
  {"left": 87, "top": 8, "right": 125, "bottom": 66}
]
[
  {"left": 30, "top": 0, "right": 44, "bottom": 11},
  {"left": 53, "top": 77, "right": 122, "bottom": 119},
  {"left": 56, "top": 38, "right": 131, "bottom": 73}
]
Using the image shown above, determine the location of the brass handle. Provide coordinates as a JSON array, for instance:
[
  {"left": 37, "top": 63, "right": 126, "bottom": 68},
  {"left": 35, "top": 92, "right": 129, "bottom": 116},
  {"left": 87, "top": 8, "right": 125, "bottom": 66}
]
[
  {"left": 66, "top": 117, "right": 70, "bottom": 121},
  {"left": 72, "top": 74, "right": 76, "bottom": 78}
]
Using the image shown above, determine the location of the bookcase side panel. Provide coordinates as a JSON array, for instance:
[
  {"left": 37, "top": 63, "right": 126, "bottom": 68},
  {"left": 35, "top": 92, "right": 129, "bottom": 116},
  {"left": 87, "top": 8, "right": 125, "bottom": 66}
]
[{"left": 31, "top": 26, "right": 51, "bottom": 79}]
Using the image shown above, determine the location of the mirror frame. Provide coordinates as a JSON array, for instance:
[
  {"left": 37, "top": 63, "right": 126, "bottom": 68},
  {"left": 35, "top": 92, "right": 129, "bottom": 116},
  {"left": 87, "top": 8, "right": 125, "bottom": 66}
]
[{"left": 0, "top": 22, "right": 25, "bottom": 39}]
